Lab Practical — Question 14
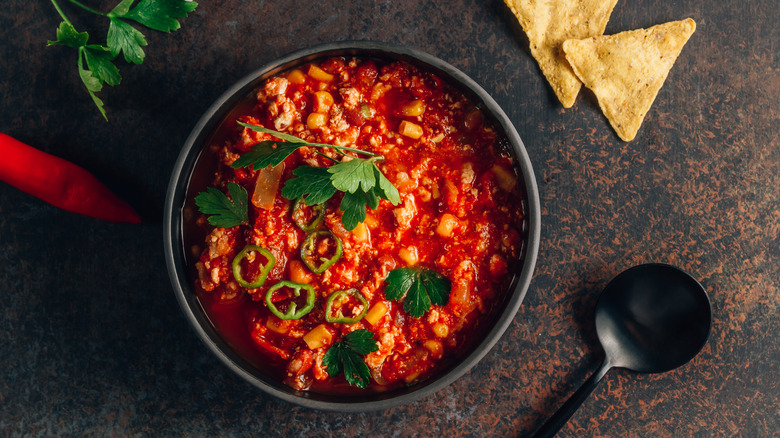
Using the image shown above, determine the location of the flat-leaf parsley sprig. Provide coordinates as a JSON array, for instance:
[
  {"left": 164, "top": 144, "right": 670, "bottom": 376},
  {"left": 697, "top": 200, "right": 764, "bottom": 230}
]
[
  {"left": 232, "top": 122, "right": 401, "bottom": 230},
  {"left": 384, "top": 267, "right": 451, "bottom": 318},
  {"left": 194, "top": 182, "right": 249, "bottom": 228},
  {"left": 48, "top": 0, "right": 198, "bottom": 120},
  {"left": 322, "top": 329, "right": 379, "bottom": 388}
]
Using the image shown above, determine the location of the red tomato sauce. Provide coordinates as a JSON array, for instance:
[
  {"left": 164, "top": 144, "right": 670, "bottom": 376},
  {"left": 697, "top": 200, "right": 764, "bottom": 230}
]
[{"left": 191, "top": 57, "right": 526, "bottom": 393}]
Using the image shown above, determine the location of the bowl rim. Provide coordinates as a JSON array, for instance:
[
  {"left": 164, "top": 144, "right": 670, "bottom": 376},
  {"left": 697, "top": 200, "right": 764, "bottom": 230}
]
[{"left": 163, "top": 40, "right": 541, "bottom": 411}]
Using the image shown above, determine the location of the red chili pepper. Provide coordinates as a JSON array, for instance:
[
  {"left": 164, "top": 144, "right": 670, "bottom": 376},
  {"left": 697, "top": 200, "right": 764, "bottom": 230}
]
[{"left": 0, "top": 133, "right": 141, "bottom": 223}]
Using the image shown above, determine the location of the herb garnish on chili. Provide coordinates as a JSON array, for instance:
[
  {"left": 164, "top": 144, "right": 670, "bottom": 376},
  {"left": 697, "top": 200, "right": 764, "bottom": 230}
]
[
  {"left": 194, "top": 182, "right": 248, "bottom": 228},
  {"left": 322, "top": 328, "right": 379, "bottom": 388},
  {"left": 384, "top": 267, "right": 452, "bottom": 318},
  {"left": 231, "top": 123, "right": 401, "bottom": 230}
]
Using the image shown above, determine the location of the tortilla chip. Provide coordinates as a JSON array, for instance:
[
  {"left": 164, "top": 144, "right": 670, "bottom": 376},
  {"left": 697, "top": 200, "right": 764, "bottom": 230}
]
[
  {"left": 504, "top": 0, "right": 619, "bottom": 108},
  {"left": 562, "top": 18, "right": 696, "bottom": 141}
]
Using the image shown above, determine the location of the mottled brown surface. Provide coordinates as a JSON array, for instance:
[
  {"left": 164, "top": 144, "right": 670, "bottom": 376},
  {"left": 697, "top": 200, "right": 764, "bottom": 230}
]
[{"left": 0, "top": 0, "right": 777, "bottom": 436}]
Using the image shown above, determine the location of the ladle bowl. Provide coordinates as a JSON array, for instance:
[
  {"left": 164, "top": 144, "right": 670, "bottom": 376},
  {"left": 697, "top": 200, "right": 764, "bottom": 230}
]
[{"left": 534, "top": 263, "right": 712, "bottom": 437}]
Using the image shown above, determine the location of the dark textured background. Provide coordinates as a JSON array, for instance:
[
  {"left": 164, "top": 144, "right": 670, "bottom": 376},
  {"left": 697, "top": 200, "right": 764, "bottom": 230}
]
[{"left": 1, "top": 0, "right": 777, "bottom": 436}]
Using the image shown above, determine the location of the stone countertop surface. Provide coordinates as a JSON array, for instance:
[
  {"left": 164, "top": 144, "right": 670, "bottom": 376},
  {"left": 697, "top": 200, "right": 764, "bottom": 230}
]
[{"left": 1, "top": 0, "right": 777, "bottom": 436}]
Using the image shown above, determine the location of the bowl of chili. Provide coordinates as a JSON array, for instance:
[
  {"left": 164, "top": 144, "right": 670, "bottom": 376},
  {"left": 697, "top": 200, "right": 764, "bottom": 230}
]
[{"left": 164, "top": 41, "right": 540, "bottom": 411}]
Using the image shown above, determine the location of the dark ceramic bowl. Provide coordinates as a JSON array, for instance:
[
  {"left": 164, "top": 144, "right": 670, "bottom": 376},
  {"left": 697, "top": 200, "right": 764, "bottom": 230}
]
[{"left": 163, "top": 41, "right": 540, "bottom": 411}]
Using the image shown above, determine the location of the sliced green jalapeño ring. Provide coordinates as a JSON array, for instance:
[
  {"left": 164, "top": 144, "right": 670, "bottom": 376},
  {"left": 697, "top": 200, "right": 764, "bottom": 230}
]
[
  {"left": 301, "top": 230, "right": 343, "bottom": 274},
  {"left": 325, "top": 288, "right": 369, "bottom": 324},
  {"left": 232, "top": 245, "right": 275, "bottom": 288},
  {"left": 292, "top": 198, "right": 325, "bottom": 232},
  {"left": 265, "top": 281, "right": 316, "bottom": 320}
]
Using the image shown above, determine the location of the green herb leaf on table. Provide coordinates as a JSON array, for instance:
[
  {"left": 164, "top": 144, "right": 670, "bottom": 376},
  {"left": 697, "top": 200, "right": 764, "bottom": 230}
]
[
  {"left": 77, "top": 57, "right": 107, "bottom": 120},
  {"left": 74, "top": 46, "right": 115, "bottom": 120},
  {"left": 78, "top": 63, "right": 104, "bottom": 94},
  {"left": 48, "top": 0, "right": 197, "bottom": 119},
  {"left": 194, "top": 182, "right": 249, "bottom": 228},
  {"left": 49, "top": 20, "right": 119, "bottom": 120},
  {"left": 82, "top": 45, "right": 121, "bottom": 86},
  {"left": 109, "top": 0, "right": 136, "bottom": 17},
  {"left": 384, "top": 268, "right": 451, "bottom": 318},
  {"left": 322, "top": 329, "right": 379, "bottom": 388},
  {"left": 47, "top": 21, "right": 89, "bottom": 48},
  {"left": 118, "top": 0, "right": 199, "bottom": 32},
  {"left": 107, "top": 18, "right": 148, "bottom": 64},
  {"left": 231, "top": 123, "right": 401, "bottom": 230}
]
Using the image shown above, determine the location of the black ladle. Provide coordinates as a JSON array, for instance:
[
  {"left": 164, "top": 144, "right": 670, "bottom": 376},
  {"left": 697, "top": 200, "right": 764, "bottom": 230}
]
[{"left": 533, "top": 263, "right": 712, "bottom": 437}]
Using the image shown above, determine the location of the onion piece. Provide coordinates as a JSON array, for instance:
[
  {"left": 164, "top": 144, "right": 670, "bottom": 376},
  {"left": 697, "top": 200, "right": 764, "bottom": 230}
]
[{"left": 252, "top": 163, "right": 285, "bottom": 210}]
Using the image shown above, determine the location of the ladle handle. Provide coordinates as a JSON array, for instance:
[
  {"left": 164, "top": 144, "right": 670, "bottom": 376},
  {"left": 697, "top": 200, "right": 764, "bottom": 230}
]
[{"left": 532, "top": 360, "right": 612, "bottom": 438}]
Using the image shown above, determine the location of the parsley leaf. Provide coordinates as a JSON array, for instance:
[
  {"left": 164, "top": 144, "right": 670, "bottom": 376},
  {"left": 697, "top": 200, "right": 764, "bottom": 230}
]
[
  {"left": 231, "top": 141, "right": 303, "bottom": 170},
  {"left": 384, "top": 268, "right": 451, "bottom": 318},
  {"left": 340, "top": 328, "right": 379, "bottom": 354},
  {"left": 231, "top": 123, "right": 401, "bottom": 230},
  {"left": 68, "top": 44, "right": 119, "bottom": 121},
  {"left": 120, "top": 0, "right": 199, "bottom": 32},
  {"left": 48, "top": 0, "right": 196, "bottom": 119},
  {"left": 47, "top": 21, "right": 89, "bottom": 48},
  {"left": 328, "top": 158, "right": 377, "bottom": 194},
  {"left": 339, "top": 189, "right": 380, "bottom": 231},
  {"left": 107, "top": 18, "right": 148, "bottom": 64},
  {"left": 384, "top": 268, "right": 416, "bottom": 301},
  {"left": 110, "top": 0, "right": 137, "bottom": 16},
  {"left": 231, "top": 122, "right": 314, "bottom": 170},
  {"left": 194, "top": 182, "right": 249, "bottom": 228},
  {"left": 405, "top": 278, "right": 431, "bottom": 318},
  {"left": 322, "top": 329, "right": 379, "bottom": 388},
  {"left": 77, "top": 54, "right": 108, "bottom": 120},
  {"left": 421, "top": 269, "right": 451, "bottom": 306},
  {"left": 373, "top": 165, "right": 401, "bottom": 205},
  {"left": 48, "top": 21, "right": 118, "bottom": 121},
  {"left": 82, "top": 45, "right": 121, "bottom": 86},
  {"left": 322, "top": 343, "right": 345, "bottom": 376},
  {"left": 280, "top": 166, "right": 337, "bottom": 206}
]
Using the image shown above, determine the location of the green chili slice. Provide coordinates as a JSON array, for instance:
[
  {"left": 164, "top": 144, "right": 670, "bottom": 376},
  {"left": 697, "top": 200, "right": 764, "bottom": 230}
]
[
  {"left": 301, "top": 230, "right": 343, "bottom": 274},
  {"left": 232, "top": 245, "right": 275, "bottom": 288},
  {"left": 265, "top": 281, "right": 316, "bottom": 320},
  {"left": 325, "top": 289, "right": 369, "bottom": 324},
  {"left": 292, "top": 199, "right": 325, "bottom": 232}
]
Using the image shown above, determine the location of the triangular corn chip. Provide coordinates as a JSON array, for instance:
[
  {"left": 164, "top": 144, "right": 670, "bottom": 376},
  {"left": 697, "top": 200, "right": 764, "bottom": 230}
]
[
  {"left": 563, "top": 18, "right": 696, "bottom": 141},
  {"left": 504, "top": 0, "right": 619, "bottom": 108}
]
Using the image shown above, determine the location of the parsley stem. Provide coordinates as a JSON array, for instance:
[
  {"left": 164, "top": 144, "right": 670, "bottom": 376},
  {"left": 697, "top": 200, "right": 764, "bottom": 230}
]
[
  {"left": 314, "top": 151, "right": 340, "bottom": 163},
  {"left": 289, "top": 139, "right": 381, "bottom": 157},
  {"left": 322, "top": 144, "right": 380, "bottom": 157},
  {"left": 239, "top": 122, "right": 382, "bottom": 158},
  {"left": 50, "top": 0, "right": 73, "bottom": 25},
  {"left": 66, "top": 0, "right": 107, "bottom": 16}
]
